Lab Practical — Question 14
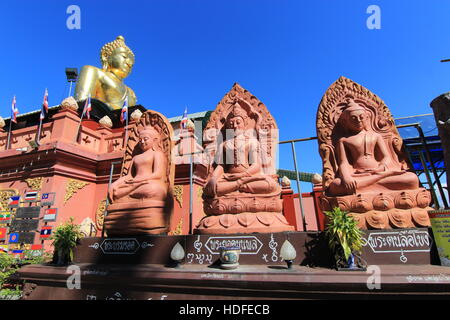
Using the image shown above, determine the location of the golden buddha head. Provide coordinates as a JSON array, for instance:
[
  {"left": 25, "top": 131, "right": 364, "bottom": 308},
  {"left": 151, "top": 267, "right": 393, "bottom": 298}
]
[
  {"left": 100, "top": 36, "right": 135, "bottom": 79},
  {"left": 342, "top": 98, "right": 369, "bottom": 133}
]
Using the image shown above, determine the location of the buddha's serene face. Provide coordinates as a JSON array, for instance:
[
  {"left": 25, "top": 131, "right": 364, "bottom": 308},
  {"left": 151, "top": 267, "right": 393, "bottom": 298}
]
[
  {"left": 139, "top": 131, "right": 157, "bottom": 151},
  {"left": 344, "top": 109, "right": 368, "bottom": 133},
  {"left": 108, "top": 47, "right": 135, "bottom": 79},
  {"left": 226, "top": 116, "right": 246, "bottom": 134}
]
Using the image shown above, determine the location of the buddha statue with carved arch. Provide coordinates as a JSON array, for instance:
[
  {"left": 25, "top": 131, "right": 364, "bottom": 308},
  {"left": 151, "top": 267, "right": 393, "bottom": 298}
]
[{"left": 316, "top": 76, "right": 432, "bottom": 229}]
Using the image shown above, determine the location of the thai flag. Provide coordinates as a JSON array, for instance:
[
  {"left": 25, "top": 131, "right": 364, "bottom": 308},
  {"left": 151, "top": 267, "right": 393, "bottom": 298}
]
[
  {"left": 11, "top": 96, "right": 19, "bottom": 123},
  {"left": 83, "top": 94, "right": 92, "bottom": 119},
  {"left": 120, "top": 96, "right": 128, "bottom": 123},
  {"left": 40, "top": 88, "right": 49, "bottom": 120},
  {"left": 181, "top": 106, "right": 188, "bottom": 130},
  {"left": 24, "top": 191, "right": 38, "bottom": 201}
]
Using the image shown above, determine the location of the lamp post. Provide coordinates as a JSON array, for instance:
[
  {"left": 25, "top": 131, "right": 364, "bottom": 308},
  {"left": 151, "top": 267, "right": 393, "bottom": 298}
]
[{"left": 65, "top": 68, "right": 78, "bottom": 97}]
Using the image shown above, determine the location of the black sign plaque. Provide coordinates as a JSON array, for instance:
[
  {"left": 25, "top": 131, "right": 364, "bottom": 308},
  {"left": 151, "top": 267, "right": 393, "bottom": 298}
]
[
  {"left": 17, "top": 232, "right": 36, "bottom": 244},
  {"left": 10, "top": 219, "right": 39, "bottom": 232},
  {"left": 100, "top": 238, "right": 140, "bottom": 255},
  {"left": 15, "top": 207, "right": 41, "bottom": 219}
]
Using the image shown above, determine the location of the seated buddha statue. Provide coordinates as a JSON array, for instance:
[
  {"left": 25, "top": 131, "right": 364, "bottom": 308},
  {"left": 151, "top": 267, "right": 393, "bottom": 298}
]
[
  {"left": 195, "top": 84, "right": 294, "bottom": 234},
  {"left": 108, "top": 126, "right": 167, "bottom": 203},
  {"left": 75, "top": 35, "right": 137, "bottom": 110},
  {"left": 104, "top": 110, "right": 174, "bottom": 236},
  {"left": 317, "top": 77, "right": 431, "bottom": 229},
  {"left": 203, "top": 103, "right": 279, "bottom": 198},
  {"left": 328, "top": 99, "right": 419, "bottom": 196}
]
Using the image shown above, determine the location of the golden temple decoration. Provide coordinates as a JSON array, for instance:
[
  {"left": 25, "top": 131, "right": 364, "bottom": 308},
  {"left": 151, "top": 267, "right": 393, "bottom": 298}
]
[
  {"left": 0, "top": 116, "right": 5, "bottom": 128},
  {"left": 25, "top": 177, "right": 44, "bottom": 191},
  {"left": 64, "top": 179, "right": 89, "bottom": 204},
  {"left": 0, "top": 189, "right": 18, "bottom": 211},
  {"left": 173, "top": 185, "right": 183, "bottom": 208},
  {"left": 168, "top": 218, "right": 183, "bottom": 236},
  {"left": 95, "top": 199, "right": 107, "bottom": 230}
]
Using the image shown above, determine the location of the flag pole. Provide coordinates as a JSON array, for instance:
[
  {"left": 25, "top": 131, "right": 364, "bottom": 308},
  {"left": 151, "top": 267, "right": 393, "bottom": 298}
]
[
  {"left": 6, "top": 96, "right": 15, "bottom": 150},
  {"left": 124, "top": 110, "right": 129, "bottom": 147},
  {"left": 74, "top": 96, "right": 88, "bottom": 144},
  {"left": 36, "top": 89, "right": 48, "bottom": 145},
  {"left": 6, "top": 117, "right": 12, "bottom": 150},
  {"left": 122, "top": 95, "right": 129, "bottom": 149},
  {"left": 74, "top": 109, "right": 86, "bottom": 144},
  {"left": 36, "top": 116, "right": 43, "bottom": 145}
]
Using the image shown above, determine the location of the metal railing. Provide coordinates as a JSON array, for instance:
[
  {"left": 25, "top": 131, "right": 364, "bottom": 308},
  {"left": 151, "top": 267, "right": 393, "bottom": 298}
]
[{"left": 279, "top": 136, "right": 318, "bottom": 231}]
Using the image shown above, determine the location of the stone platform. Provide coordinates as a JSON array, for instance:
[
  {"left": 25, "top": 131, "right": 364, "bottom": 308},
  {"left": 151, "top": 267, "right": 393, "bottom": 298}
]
[
  {"left": 19, "top": 264, "right": 450, "bottom": 300},
  {"left": 17, "top": 229, "right": 442, "bottom": 300}
]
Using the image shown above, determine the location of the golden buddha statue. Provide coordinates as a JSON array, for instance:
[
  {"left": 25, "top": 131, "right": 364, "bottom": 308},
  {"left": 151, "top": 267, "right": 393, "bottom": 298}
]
[{"left": 74, "top": 35, "right": 137, "bottom": 110}]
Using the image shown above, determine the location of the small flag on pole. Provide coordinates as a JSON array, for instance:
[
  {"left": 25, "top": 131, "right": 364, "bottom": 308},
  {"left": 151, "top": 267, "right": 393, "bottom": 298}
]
[
  {"left": 83, "top": 94, "right": 92, "bottom": 119},
  {"left": 40, "top": 89, "right": 49, "bottom": 120},
  {"left": 8, "top": 196, "right": 20, "bottom": 207},
  {"left": 24, "top": 191, "right": 39, "bottom": 202},
  {"left": 0, "top": 245, "right": 8, "bottom": 253},
  {"left": 40, "top": 226, "right": 52, "bottom": 239},
  {"left": 0, "top": 228, "right": 7, "bottom": 240},
  {"left": 43, "top": 208, "right": 57, "bottom": 222},
  {"left": 40, "top": 192, "right": 55, "bottom": 206},
  {"left": 11, "top": 250, "right": 24, "bottom": 259},
  {"left": 181, "top": 106, "right": 188, "bottom": 130},
  {"left": 120, "top": 96, "right": 128, "bottom": 123},
  {"left": 0, "top": 212, "right": 11, "bottom": 222},
  {"left": 9, "top": 233, "right": 19, "bottom": 243},
  {"left": 11, "top": 96, "right": 19, "bottom": 123},
  {"left": 31, "top": 244, "right": 43, "bottom": 250}
]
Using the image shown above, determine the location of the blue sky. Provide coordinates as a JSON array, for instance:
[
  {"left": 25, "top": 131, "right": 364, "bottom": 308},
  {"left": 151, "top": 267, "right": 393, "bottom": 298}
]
[{"left": 1, "top": 0, "right": 449, "bottom": 192}]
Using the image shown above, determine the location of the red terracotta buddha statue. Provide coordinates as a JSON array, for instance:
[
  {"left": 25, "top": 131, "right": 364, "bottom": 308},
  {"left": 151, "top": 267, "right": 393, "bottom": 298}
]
[{"left": 317, "top": 77, "right": 432, "bottom": 229}]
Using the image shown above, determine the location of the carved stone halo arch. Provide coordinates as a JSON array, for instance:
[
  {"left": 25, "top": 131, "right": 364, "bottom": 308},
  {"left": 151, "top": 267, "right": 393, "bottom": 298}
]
[
  {"left": 203, "top": 83, "right": 279, "bottom": 175},
  {"left": 121, "top": 110, "right": 175, "bottom": 189},
  {"left": 316, "top": 76, "right": 410, "bottom": 190}
]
